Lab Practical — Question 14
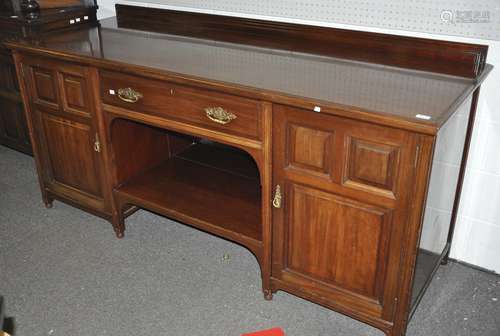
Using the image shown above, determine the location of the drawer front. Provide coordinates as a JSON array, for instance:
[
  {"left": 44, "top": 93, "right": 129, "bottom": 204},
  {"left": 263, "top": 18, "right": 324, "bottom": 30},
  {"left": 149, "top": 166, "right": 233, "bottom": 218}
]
[{"left": 100, "top": 71, "right": 263, "bottom": 140}]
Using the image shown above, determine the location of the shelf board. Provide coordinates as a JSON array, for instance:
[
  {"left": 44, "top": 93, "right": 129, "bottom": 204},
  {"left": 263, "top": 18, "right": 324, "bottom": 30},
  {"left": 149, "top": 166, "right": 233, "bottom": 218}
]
[{"left": 115, "top": 144, "right": 262, "bottom": 247}]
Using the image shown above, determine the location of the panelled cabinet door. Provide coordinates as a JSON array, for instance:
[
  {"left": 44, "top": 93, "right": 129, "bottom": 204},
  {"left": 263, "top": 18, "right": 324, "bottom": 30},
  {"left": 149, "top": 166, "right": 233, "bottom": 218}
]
[
  {"left": 272, "top": 105, "right": 418, "bottom": 321},
  {"left": 38, "top": 109, "right": 103, "bottom": 199},
  {"left": 21, "top": 57, "right": 108, "bottom": 213}
]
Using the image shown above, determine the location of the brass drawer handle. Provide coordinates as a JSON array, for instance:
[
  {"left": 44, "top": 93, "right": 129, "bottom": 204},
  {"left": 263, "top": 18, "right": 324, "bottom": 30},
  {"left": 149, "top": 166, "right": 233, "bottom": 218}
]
[
  {"left": 117, "top": 88, "right": 143, "bottom": 103},
  {"left": 205, "top": 107, "right": 237, "bottom": 125}
]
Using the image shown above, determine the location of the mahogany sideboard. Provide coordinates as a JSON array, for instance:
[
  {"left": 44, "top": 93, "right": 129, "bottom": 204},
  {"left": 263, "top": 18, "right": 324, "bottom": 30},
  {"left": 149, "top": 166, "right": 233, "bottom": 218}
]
[
  {"left": 5, "top": 5, "right": 492, "bottom": 336},
  {"left": 0, "top": 1, "right": 97, "bottom": 154}
]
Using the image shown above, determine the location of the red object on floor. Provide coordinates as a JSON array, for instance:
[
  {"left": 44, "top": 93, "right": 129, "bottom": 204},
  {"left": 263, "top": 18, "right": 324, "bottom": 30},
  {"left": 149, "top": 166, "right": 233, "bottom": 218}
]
[{"left": 241, "top": 327, "right": 285, "bottom": 336}]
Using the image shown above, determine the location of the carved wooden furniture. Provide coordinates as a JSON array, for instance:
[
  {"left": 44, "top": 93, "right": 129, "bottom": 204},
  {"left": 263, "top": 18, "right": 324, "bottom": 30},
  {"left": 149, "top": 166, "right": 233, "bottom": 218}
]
[
  {"left": 0, "top": 1, "right": 97, "bottom": 154},
  {"left": 5, "top": 5, "right": 491, "bottom": 336}
]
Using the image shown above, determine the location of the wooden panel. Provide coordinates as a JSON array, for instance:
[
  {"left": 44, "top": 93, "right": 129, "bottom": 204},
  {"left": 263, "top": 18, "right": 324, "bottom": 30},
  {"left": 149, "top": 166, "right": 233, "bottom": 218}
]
[
  {"left": 286, "top": 184, "right": 391, "bottom": 300},
  {"left": 345, "top": 138, "right": 400, "bottom": 194},
  {"left": 60, "top": 72, "right": 89, "bottom": 116},
  {"left": 41, "top": 112, "right": 102, "bottom": 198},
  {"left": 109, "top": 118, "right": 171, "bottom": 185},
  {"left": 288, "top": 124, "right": 334, "bottom": 176},
  {"left": 32, "top": 67, "right": 58, "bottom": 105}
]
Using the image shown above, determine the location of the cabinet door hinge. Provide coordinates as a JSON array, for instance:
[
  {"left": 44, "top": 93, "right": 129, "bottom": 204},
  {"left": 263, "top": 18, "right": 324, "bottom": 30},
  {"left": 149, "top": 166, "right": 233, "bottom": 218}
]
[{"left": 94, "top": 133, "right": 101, "bottom": 153}]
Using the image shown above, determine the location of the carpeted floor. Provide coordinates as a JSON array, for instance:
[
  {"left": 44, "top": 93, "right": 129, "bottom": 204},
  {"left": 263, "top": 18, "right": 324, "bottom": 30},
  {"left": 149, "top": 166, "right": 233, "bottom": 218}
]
[{"left": 0, "top": 145, "right": 499, "bottom": 336}]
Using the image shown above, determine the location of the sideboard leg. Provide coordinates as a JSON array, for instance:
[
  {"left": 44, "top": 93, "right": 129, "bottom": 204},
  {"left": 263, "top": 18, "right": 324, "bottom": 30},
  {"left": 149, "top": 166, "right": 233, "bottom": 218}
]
[
  {"left": 385, "top": 328, "right": 396, "bottom": 336},
  {"left": 43, "top": 196, "right": 53, "bottom": 209},
  {"left": 385, "top": 323, "right": 407, "bottom": 336},
  {"left": 386, "top": 331, "right": 405, "bottom": 336},
  {"left": 114, "top": 226, "right": 124, "bottom": 239},
  {"left": 263, "top": 289, "right": 273, "bottom": 301},
  {"left": 441, "top": 247, "right": 451, "bottom": 265},
  {"left": 111, "top": 211, "right": 125, "bottom": 239}
]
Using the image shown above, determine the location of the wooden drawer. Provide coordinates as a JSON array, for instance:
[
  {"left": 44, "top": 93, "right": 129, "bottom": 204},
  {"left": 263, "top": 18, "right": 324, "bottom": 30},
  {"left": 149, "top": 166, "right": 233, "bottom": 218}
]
[{"left": 100, "top": 71, "right": 263, "bottom": 140}]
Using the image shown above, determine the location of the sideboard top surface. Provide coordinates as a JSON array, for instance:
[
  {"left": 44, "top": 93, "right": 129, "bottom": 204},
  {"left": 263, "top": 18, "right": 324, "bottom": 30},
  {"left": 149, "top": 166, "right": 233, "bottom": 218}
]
[{"left": 6, "top": 16, "right": 491, "bottom": 134}]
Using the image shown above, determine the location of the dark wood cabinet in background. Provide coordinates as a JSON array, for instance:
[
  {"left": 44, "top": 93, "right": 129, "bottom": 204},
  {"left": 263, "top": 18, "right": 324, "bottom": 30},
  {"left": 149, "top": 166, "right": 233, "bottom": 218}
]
[
  {"left": 0, "top": 46, "right": 30, "bottom": 153},
  {"left": 0, "top": 3, "right": 97, "bottom": 155}
]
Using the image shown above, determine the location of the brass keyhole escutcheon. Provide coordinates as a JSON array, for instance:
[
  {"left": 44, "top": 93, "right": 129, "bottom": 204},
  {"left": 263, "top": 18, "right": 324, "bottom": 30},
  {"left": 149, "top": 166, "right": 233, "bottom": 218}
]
[{"left": 273, "top": 185, "right": 282, "bottom": 209}]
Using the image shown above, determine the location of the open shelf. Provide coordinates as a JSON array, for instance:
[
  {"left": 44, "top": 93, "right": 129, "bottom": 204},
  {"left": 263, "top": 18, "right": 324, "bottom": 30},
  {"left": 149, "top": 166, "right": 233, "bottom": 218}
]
[{"left": 115, "top": 142, "right": 262, "bottom": 248}]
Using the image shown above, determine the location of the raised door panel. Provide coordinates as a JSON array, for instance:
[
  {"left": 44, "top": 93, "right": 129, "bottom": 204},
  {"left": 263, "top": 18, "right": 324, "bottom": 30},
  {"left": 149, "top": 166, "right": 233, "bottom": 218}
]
[
  {"left": 286, "top": 184, "right": 392, "bottom": 300},
  {"left": 31, "top": 67, "right": 59, "bottom": 107},
  {"left": 60, "top": 72, "right": 91, "bottom": 117},
  {"left": 287, "top": 124, "right": 335, "bottom": 178},
  {"left": 344, "top": 137, "right": 400, "bottom": 196},
  {"left": 41, "top": 112, "right": 102, "bottom": 198}
]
